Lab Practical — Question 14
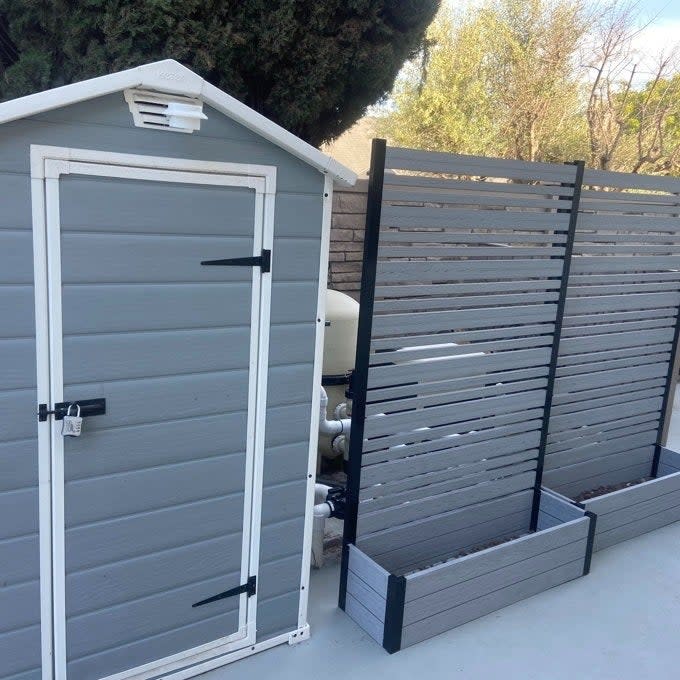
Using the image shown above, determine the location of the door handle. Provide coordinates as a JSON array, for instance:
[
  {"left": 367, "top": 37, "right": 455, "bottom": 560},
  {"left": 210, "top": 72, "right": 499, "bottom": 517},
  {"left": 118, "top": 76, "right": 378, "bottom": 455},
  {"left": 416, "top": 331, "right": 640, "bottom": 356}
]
[{"left": 38, "top": 398, "right": 106, "bottom": 422}]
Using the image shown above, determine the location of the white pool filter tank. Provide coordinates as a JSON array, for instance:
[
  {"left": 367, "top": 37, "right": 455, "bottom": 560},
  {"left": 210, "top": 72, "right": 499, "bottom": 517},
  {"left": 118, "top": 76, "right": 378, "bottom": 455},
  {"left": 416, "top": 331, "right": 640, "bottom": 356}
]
[{"left": 319, "top": 289, "right": 359, "bottom": 462}]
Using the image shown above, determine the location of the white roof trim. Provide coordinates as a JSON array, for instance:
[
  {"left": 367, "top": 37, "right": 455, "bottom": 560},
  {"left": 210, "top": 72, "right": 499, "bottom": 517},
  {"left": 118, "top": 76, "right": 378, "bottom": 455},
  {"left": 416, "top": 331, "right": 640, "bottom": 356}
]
[{"left": 0, "top": 59, "right": 357, "bottom": 186}]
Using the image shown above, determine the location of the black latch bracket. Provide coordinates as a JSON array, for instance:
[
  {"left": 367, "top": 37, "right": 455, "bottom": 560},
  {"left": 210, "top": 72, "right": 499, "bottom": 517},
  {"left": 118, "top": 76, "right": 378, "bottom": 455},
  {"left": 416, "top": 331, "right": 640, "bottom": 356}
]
[
  {"left": 38, "top": 398, "right": 107, "bottom": 422},
  {"left": 201, "top": 249, "right": 271, "bottom": 273},
  {"left": 192, "top": 575, "right": 256, "bottom": 608}
]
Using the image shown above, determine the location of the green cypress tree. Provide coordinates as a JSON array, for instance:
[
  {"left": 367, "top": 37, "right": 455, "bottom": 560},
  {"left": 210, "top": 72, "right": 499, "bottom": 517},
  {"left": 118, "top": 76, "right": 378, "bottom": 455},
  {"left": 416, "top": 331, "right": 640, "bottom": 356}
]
[{"left": 0, "top": 0, "right": 439, "bottom": 145}]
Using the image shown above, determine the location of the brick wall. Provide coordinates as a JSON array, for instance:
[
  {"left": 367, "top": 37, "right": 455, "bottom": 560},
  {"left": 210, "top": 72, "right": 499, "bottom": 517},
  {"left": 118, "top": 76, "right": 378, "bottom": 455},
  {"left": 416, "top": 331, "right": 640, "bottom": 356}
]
[{"left": 328, "top": 179, "right": 368, "bottom": 300}]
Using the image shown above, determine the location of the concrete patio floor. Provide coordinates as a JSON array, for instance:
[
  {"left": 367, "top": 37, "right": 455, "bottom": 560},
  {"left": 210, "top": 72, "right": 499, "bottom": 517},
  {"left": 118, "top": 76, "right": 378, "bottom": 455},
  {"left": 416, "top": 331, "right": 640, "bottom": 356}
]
[{"left": 206, "top": 410, "right": 680, "bottom": 680}]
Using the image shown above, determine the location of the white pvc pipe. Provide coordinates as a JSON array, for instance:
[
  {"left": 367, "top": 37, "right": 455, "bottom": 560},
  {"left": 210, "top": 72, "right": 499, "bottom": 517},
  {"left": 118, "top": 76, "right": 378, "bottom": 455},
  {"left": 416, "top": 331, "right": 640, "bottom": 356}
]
[
  {"left": 318, "top": 386, "right": 351, "bottom": 437},
  {"left": 312, "top": 484, "right": 332, "bottom": 569}
]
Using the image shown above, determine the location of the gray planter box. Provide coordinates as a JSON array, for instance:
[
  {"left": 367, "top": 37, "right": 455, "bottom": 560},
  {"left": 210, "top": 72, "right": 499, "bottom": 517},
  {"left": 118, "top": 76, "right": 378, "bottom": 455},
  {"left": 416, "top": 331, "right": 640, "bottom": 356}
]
[
  {"left": 344, "top": 489, "right": 595, "bottom": 652},
  {"left": 571, "top": 447, "right": 680, "bottom": 552}
]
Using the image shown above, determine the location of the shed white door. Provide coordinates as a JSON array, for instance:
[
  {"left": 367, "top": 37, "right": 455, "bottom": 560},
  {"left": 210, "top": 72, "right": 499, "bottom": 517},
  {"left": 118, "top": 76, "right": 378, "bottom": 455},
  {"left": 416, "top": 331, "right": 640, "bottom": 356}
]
[{"left": 33, "top": 150, "right": 273, "bottom": 680}]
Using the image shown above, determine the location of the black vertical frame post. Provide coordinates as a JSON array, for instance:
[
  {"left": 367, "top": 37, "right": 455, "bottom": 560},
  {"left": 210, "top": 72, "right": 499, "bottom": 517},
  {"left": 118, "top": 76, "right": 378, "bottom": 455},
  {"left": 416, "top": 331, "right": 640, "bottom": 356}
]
[
  {"left": 382, "top": 575, "right": 406, "bottom": 653},
  {"left": 530, "top": 160, "right": 585, "bottom": 532},
  {"left": 338, "top": 138, "right": 387, "bottom": 609},
  {"left": 652, "top": 303, "right": 680, "bottom": 477}
]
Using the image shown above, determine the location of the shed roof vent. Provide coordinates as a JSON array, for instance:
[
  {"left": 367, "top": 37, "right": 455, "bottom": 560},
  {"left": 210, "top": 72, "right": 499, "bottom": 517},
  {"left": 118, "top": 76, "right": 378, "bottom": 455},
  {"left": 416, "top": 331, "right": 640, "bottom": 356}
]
[{"left": 124, "top": 89, "right": 207, "bottom": 133}]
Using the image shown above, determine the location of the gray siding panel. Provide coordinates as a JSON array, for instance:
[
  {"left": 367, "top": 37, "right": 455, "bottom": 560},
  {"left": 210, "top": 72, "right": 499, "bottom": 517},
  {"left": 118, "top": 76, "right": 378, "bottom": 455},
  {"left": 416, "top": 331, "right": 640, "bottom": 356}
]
[{"left": 0, "top": 173, "right": 39, "bottom": 678}]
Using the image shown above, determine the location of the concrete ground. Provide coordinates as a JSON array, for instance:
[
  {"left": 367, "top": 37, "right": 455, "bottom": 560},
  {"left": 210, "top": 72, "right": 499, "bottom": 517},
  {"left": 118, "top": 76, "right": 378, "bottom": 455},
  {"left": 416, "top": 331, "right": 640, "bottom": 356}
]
[{"left": 207, "top": 406, "right": 680, "bottom": 680}]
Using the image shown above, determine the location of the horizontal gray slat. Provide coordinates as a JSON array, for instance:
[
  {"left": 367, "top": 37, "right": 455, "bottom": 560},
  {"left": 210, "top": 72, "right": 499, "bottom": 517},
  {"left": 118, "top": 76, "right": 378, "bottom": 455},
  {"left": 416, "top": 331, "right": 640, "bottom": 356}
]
[
  {"left": 379, "top": 246, "right": 563, "bottom": 258},
  {"left": 546, "top": 420, "right": 658, "bottom": 454},
  {"left": 401, "top": 559, "right": 583, "bottom": 648},
  {"left": 362, "top": 409, "right": 544, "bottom": 455},
  {"left": 404, "top": 513, "right": 587, "bottom": 601},
  {"left": 364, "top": 389, "right": 546, "bottom": 438},
  {"left": 549, "top": 387, "right": 663, "bottom": 418},
  {"left": 565, "top": 292, "right": 680, "bottom": 315},
  {"left": 564, "top": 308, "right": 676, "bottom": 328},
  {"left": 365, "top": 377, "right": 548, "bottom": 416},
  {"left": 583, "top": 168, "right": 680, "bottom": 192},
  {"left": 575, "top": 212, "right": 680, "bottom": 231},
  {"left": 556, "top": 352, "right": 669, "bottom": 380},
  {"left": 376, "top": 259, "right": 564, "bottom": 284},
  {"left": 376, "top": 280, "right": 561, "bottom": 298},
  {"left": 549, "top": 396, "right": 662, "bottom": 433},
  {"left": 555, "top": 362, "right": 668, "bottom": 393},
  {"left": 361, "top": 431, "right": 541, "bottom": 487},
  {"left": 594, "top": 504, "right": 680, "bottom": 551},
  {"left": 382, "top": 187, "right": 570, "bottom": 210},
  {"left": 570, "top": 255, "right": 680, "bottom": 274},
  {"left": 371, "top": 323, "right": 555, "bottom": 351},
  {"left": 380, "top": 209, "right": 570, "bottom": 232},
  {"left": 362, "top": 418, "right": 542, "bottom": 466},
  {"left": 383, "top": 170, "right": 574, "bottom": 195},
  {"left": 549, "top": 396, "right": 662, "bottom": 435},
  {"left": 379, "top": 230, "right": 568, "bottom": 244},
  {"left": 581, "top": 471, "right": 680, "bottom": 515},
  {"left": 348, "top": 544, "right": 390, "bottom": 595},
  {"left": 545, "top": 431, "right": 657, "bottom": 470},
  {"left": 357, "top": 472, "right": 535, "bottom": 536},
  {"left": 361, "top": 451, "right": 538, "bottom": 504},
  {"left": 593, "top": 486, "right": 680, "bottom": 534},
  {"left": 345, "top": 594, "right": 384, "bottom": 645},
  {"left": 403, "top": 536, "right": 587, "bottom": 626},
  {"left": 359, "top": 459, "right": 537, "bottom": 511},
  {"left": 557, "top": 345, "right": 671, "bottom": 368},
  {"left": 385, "top": 147, "right": 576, "bottom": 182},
  {"left": 366, "top": 365, "right": 548, "bottom": 404},
  {"left": 358, "top": 491, "right": 532, "bottom": 556},
  {"left": 368, "top": 347, "right": 552, "bottom": 390},
  {"left": 372, "top": 303, "right": 557, "bottom": 336},
  {"left": 546, "top": 446, "right": 655, "bottom": 484},
  {"left": 374, "top": 292, "right": 558, "bottom": 314},
  {"left": 560, "top": 317, "right": 674, "bottom": 338},
  {"left": 559, "top": 328, "right": 674, "bottom": 355},
  {"left": 346, "top": 571, "right": 387, "bottom": 622},
  {"left": 378, "top": 509, "right": 530, "bottom": 576},
  {"left": 547, "top": 412, "right": 660, "bottom": 448}
]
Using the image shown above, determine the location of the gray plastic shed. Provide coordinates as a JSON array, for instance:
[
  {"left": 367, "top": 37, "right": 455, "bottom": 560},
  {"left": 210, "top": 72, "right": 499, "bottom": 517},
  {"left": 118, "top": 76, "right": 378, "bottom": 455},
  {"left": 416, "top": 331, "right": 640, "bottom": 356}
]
[{"left": 0, "top": 60, "right": 355, "bottom": 680}]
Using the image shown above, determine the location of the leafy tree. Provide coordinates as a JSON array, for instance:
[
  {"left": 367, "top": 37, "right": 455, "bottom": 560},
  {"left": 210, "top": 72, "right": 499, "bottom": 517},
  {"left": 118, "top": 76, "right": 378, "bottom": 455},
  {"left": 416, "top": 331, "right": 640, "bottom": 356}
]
[
  {"left": 380, "top": 0, "right": 587, "bottom": 163},
  {"left": 0, "top": 0, "right": 439, "bottom": 145}
]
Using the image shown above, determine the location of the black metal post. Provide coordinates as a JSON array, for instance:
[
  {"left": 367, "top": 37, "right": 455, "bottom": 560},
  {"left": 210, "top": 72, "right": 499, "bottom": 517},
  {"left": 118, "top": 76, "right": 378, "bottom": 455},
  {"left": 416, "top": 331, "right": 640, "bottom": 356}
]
[
  {"left": 338, "top": 138, "right": 386, "bottom": 610},
  {"left": 652, "top": 300, "right": 680, "bottom": 477},
  {"left": 530, "top": 160, "right": 585, "bottom": 532}
]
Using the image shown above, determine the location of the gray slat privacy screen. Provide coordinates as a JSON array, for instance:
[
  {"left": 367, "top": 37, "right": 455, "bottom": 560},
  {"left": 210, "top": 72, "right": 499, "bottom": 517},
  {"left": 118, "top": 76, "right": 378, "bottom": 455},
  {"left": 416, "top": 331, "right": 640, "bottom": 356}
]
[
  {"left": 543, "top": 170, "right": 680, "bottom": 498},
  {"left": 343, "top": 141, "right": 582, "bottom": 573}
]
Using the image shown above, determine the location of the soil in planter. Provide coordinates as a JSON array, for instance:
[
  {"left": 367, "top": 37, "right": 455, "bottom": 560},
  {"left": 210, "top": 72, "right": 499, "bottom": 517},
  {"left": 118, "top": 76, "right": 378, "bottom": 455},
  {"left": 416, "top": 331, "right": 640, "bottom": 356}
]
[
  {"left": 574, "top": 476, "right": 652, "bottom": 503},
  {"left": 405, "top": 532, "right": 527, "bottom": 575}
]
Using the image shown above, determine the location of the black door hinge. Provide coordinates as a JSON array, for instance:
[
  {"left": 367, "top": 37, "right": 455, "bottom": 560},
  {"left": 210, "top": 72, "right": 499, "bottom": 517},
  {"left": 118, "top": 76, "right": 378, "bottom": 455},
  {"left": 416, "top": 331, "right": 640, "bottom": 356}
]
[
  {"left": 192, "top": 575, "right": 256, "bottom": 608},
  {"left": 201, "top": 249, "right": 271, "bottom": 273}
]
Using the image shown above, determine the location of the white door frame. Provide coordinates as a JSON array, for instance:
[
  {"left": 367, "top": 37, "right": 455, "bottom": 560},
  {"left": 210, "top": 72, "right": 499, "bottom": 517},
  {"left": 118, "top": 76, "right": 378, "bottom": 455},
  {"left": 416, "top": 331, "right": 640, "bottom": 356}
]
[{"left": 30, "top": 145, "right": 276, "bottom": 680}]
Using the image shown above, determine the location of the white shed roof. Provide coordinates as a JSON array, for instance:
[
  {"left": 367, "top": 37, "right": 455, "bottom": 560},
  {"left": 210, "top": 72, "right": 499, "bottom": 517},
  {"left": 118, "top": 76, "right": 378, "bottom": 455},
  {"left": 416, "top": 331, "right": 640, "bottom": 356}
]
[{"left": 0, "top": 59, "right": 357, "bottom": 186}]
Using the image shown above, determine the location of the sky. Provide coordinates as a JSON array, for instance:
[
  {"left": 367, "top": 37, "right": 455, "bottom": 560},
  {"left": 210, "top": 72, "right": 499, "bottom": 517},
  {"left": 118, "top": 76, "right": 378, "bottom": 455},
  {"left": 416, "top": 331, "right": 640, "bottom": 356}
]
[{"left": 630, "top": 1, "right": 680, "bottom": 62}]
